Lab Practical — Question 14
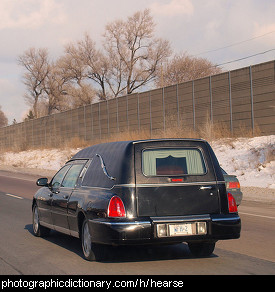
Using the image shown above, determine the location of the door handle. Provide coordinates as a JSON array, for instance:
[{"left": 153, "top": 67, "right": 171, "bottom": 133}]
[
  {"left": 63, "top": 195, "right": 69, "bottom": 199},
  {"left": 200, "top": 186, "right": 213, "bottom": 190}
]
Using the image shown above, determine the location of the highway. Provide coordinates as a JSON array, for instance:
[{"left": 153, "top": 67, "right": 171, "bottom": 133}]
[{"left": 0, "top": 170, "right": 274, "bottom": 275}]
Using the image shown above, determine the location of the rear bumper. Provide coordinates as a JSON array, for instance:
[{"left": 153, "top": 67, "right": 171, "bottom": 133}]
[{"left": 89, "top": 214, "right": 241, "bottom": 245}]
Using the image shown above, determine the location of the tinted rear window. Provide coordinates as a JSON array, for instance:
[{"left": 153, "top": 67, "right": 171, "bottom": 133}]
[{"left": 142, "top": 148, "right": 206, "bottom": 176}]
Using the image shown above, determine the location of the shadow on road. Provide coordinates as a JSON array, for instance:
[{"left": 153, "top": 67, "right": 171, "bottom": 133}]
[{"left": 25, "top": 224, "right": 218, "bottom": 263}]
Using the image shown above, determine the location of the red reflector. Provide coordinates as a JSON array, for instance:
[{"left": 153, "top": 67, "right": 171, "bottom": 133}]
[
  {"left": 108, "top": 196, "right": 126, "bottom": 218},
  {"left": 228, "top": 192, "right": 238, "bottom": 213},
  {"left": 228, "top": 181, "right": 240, "bottom": 189},
  {"left": 171, "top": 178, "right": 183, "bottom": 182}
]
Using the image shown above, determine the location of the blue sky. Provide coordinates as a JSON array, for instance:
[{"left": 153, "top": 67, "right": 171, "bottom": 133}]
[{"left": 0, "top": 0, "right": 274, "bottom": 123}]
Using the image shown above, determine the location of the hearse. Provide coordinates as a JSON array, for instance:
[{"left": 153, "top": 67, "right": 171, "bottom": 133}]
[{"left": 32, "top": 139, "right": 241, "bottom": 261}]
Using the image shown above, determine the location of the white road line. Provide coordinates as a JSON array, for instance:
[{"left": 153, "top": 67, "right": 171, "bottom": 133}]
[
  {"left": 0, "top": 175, "right": 34, "bottom": 182},
  {"left": 239, "top": 212, "right": 275, "bottom": 220},
  {"left": 5, "top": 194, "right": 24, "bottom": 200}
]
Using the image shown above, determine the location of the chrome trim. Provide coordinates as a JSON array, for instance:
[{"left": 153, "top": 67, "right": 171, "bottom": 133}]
[
  {"left": 39, "top": 221, "right": 54, "bottom": 230},
  {"left": 112, "top": 184, "right": 135, "bottom": 188},
  {"left": 70, "top": 230, "right": 80, "bottom": 238},
  {"left": 81, "top": 181, "right": 225, "bottom": 190},
  {"left": 133, "top": 139, "right": 205, "bottom": 144},
  {"left": 127, "top": 181, "right": 219, "bottom": 188},
  {"left": 96, "top": 154, "right": 116, "bottom": 181},
  {"left": 151, "top": 215, "right": 211, "bottom": 223},
  {"left": 54, "top": 225, "right": 71, "bottom": 236},
  {"left": 200, "top": 186, "right": 213, "bottom": 190},
  {"left": 211, "top": 216, "right": 240, "bottom": 222},
  {"left": 90, "top": 219, "right": 151, "bottom": 226}
]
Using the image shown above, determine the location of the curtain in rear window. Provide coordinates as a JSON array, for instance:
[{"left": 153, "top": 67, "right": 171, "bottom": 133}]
[{"left": 142, "top": 148, "right": 206, "bottom": 176}]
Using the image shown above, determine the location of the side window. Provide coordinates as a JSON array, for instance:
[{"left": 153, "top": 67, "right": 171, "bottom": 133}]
[
  {"left": 51, "top": 165, "right": 71, "bottom": 189},
  {"left": 61, "top": 164, "right": 84, "bottom": 188}
]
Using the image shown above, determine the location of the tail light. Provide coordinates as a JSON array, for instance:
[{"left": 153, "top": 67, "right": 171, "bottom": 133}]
[
  {"left": 228, "top": 181, "right": 240, "bottom": 189},
  {"left": 107, "top": 196, "right": 126, "bottom": 218},
  {"left": 227, "top": 192, "right": 238, "bottom": 213}
]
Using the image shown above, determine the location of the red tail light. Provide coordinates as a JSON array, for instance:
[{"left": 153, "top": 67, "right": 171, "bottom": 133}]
[
  {"left": 171, "top": 178, "right": 183, "bottom": 182},
  {"left": 108, "top": 196, "right": 126, "bottom": 218},
  {"left": 228, "top": 181, "right": 240, "bottom": 189},
  {"left": 227, "top": 192, "right": 238, "bottom": 213}
]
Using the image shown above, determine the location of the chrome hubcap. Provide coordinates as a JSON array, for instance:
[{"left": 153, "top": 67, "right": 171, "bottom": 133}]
[
  {"left": 82, "top": 221, "right": 91, "bottom": 257},
  {"left": 33, "top": 206, "right": 39, "bottom": 233}
]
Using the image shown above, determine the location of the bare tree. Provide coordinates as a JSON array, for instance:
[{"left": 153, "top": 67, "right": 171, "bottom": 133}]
[
  {"left": 104, "top": 9, "right": 171, "bottom": 96},
  {"left": 0, "top": 106, "right": 8, "bottom": 127},
  {"left": 43, "top": 60, "right": 72, "bottom": 115},
  {"left": 19, "top": 10, "right": 223, "bottom": 115},
  {"left": 18, "top": 48, "right": 50, "bottom": 118},
  {"left": 155, "top": 52, "right": 223, "bottom": 87},
  {"left": 65, "top": 34, "right": 109, "bottom": 100}
]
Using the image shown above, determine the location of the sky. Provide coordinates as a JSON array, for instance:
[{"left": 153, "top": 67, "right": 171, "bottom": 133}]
[{"left": 0, "top": 0, "right": 274, "bottom": 124}]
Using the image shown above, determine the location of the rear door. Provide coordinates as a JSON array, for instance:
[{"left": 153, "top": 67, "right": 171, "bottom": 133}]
[{"left": 134, "top": 140, "right": 221, "bottom": 217}]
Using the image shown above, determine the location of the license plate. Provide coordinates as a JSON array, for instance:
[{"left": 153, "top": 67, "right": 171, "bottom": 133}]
[{"left": 169, "top": 223, "right": 194, "bottom": 236}]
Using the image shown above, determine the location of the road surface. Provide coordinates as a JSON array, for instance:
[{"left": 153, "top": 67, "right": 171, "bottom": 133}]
[{"left": 0, "top": 170, "right": 274, "bottom": 275}]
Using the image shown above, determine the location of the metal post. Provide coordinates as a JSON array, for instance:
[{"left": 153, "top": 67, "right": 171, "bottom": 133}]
[
  {"left": 32, "top": 119, "right": 34, "bottom": 148},
  {"left": 228, "top": 71, "right": 233, "bottom": 133},
  {"left": 209, "top": 76, "right": 213, "bottom": 122},
  {"left": 149, "top": 92, "right": 152, "bottom": 138},
  {"left": 91, "top": 103, "right": 94, "bottom": 139},
  {"left": 176, "top": 84, "right": 180, "bottom": 127},
  {"left": 107, "top": 99, "right": 110, "bottom": 135},
  {"left": 117, "top": 98, "right": 119, "bottom": 133},
  {"left": 249, "top": 66, "right": 255, "bottom": 134},
  {"left": 126, "top": 95, "right": 129, "bottom": 131},
  {"left": 71, "top": 108, "right": 73, "bottom": 140},
  {"left": 54, "top": 114, "right": 56, "bottom": 148},
  {"left": 137, "top": 93, "right": 140, "bottom": 132},
  {"left": 83, "top": 105, "right": 87, "bottom": 141},
  {"left": 98, "top": 102, "right": 101, "bottom": 139},
  {"left": 162, "top": 87, "right": 165, "bottom": 132},
  {"left": 192, "top": 81, "right": 195, "bottom": 131}
]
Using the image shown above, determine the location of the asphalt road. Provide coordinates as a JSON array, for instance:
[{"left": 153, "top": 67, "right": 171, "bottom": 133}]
[{"left": 0, "top": 171, "right": 274, "bottom": 275}]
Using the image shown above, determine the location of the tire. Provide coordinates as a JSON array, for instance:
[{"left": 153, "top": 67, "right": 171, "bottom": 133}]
[
  {"left": 81, "top": 219, "right": 105, "bottom": 261},
  {"left": 32, "top": 203, "right": 51, "bottom": 237},
  {"left": 188, "top": 241, "right": 216, "bottom": 257}
]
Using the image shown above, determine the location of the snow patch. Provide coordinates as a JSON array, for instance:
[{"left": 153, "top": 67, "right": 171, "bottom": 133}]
[{"left": 211, "top": 135, "right": 275, "bottom": 189}]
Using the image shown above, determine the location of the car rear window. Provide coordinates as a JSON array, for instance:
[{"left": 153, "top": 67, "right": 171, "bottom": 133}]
[{"left": 142, "top": 148, "right": 206, "bottom": 176}]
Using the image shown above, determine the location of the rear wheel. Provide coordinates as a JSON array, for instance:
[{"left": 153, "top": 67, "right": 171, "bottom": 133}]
[
  {"left": 32, "top": 203, "right": 51, "bottom": 237},
  {"left": 81, "top": 219, "right": 105, "bottom": 261},
  {"left": 188, "top": 241, "right": 216, "bottom": 257}
]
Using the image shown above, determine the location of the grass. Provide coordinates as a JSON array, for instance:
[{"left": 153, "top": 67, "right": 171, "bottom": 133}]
[{"left": 61, "top": 120, "right": 263, "bottom": 150}]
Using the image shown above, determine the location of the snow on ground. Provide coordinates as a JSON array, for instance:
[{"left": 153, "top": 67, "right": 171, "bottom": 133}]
[
  {"left": 0, "top": 135, "right": 274, "bottom": 189},
  {"left": 211, "top": 135, "right": 275, "bottom": 189},
  {"left": 0, "top": 148, "right": 80, "bottom": 172}
]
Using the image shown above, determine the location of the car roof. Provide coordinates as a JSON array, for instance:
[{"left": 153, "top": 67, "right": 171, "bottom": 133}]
[{"left": 71, "top": 138, "right": 206, "bottom": 160}]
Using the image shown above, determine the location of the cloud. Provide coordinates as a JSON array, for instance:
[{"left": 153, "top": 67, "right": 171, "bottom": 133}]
[
  {"left": 0, "top": 0, "right": 66, "bottom": 30},
  {"left": 253, "top": 23, "right": 275, "bottom": 45},
  {"left": 0, "top": 77, "right": 27, "bottom": 123},
  {"left": 150, "top": 0, "right": 194, "bottom": 17}
]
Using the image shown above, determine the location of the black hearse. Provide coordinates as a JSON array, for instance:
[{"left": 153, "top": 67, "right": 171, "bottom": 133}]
[{"left": 32, "top": 139, "right": 241, "bottom": 261}]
